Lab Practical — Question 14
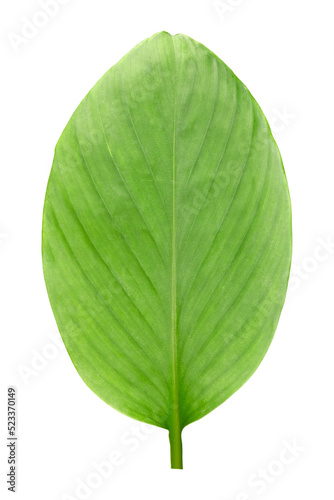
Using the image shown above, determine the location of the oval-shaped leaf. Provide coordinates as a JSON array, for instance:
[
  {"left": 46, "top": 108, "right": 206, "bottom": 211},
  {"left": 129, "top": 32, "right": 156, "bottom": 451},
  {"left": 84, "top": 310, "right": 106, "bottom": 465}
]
[{"left": 42, "top": 32, "right": 292, "bottom": 468}]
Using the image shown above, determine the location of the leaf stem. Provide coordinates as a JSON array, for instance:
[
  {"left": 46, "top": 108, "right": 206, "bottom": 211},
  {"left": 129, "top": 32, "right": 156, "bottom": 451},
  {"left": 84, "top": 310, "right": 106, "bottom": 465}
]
[{"left": 169, "top": 426, "right": 183, "bottom": 469}]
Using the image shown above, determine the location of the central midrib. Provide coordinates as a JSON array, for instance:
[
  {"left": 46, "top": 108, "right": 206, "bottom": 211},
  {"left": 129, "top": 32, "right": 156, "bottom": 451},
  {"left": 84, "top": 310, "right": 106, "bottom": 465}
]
[{"left": 170, "top": 35, "right": 181, "bottom": 438}]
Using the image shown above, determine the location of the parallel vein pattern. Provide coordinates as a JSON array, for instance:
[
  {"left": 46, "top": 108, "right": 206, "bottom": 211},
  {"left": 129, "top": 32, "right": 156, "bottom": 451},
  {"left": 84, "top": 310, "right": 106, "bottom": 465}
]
[{"left": 42, "top": 31, "right": 292, "bottom": 454}]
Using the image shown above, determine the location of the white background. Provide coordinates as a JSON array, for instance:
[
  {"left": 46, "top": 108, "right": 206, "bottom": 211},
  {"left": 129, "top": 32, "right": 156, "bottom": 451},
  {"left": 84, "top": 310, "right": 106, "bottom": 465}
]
[{"left": 1, "top": 0, "right": 334, "bottom": 499}]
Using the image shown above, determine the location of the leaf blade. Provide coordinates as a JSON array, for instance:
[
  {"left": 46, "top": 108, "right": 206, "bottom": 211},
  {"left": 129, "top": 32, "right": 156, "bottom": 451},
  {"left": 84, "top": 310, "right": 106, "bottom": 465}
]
[{"left": 42, "top": 31, "right": 292, "bottom": 465}]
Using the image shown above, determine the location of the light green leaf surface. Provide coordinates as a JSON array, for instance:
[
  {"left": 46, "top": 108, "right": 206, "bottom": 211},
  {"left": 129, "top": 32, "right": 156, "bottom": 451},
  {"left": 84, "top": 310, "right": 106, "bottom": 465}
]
[{"left": 42, "top": 32, "right": 292, "bottom": 468}]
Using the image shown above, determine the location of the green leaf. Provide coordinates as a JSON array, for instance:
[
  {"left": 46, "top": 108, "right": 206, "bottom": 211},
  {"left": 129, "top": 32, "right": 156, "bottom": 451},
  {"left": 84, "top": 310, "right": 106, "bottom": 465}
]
[{"left": 42, "top": 31, "right": 292, "bottom": 469}]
